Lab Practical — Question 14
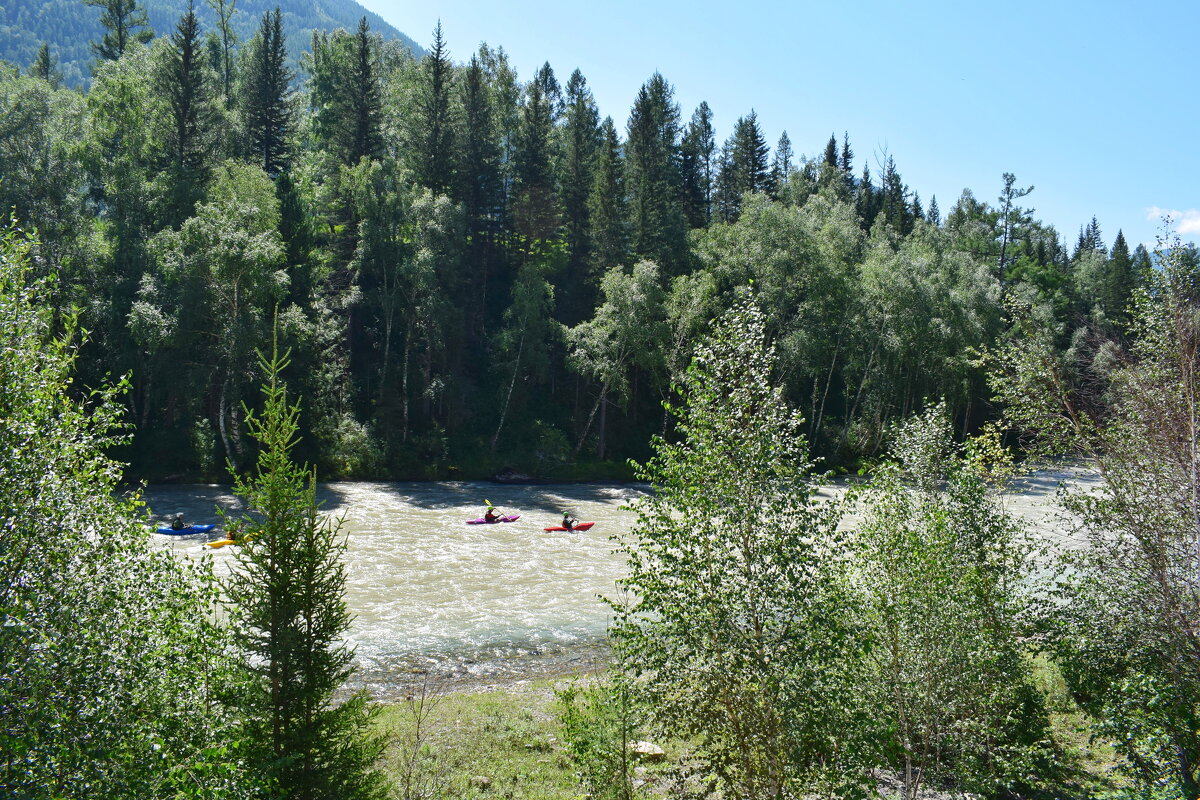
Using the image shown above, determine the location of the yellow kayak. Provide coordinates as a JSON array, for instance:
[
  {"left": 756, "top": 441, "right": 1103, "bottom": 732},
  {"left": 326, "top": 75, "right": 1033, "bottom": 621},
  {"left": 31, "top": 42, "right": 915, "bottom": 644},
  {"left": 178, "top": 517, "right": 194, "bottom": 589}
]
[{"left": 205, "top": 538, "right": 237, "bottom": 549}]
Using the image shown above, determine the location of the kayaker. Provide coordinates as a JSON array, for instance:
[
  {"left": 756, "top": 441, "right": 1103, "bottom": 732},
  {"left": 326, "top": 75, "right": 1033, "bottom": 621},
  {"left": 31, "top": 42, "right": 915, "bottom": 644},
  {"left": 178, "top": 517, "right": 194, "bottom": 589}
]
[
  {"left": 171, "top": 513, "right": 186, "bottom": 531},
  {"left": 561, "top": 512, "right": 576, "bottom": 531},
  {"left": 484, "top": 502, "right": 501, "bottom": 523}
]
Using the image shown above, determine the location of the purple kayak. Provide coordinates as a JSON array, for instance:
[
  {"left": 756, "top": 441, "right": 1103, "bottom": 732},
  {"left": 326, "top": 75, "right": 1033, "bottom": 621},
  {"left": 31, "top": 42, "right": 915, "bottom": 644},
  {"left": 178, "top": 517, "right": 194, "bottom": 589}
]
[{"left": 465, "top": 514, "right": 521, "bottom": 525}]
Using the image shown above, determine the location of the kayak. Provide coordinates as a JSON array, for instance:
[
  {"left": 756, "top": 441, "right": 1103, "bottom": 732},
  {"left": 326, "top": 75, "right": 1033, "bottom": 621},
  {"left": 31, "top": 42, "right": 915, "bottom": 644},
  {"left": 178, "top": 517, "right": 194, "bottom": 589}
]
[
  {"left": 466, "top": 514, "right": 521, "bottom": 524},
  {"left": 155, "top": 523, "right": 217, "bottom": 536},
  {"left": 206, "top": 538, "right": 237, "bottom": 549},
  {"left": 543, "top": 522, "right": 595, "bottom": 532}
]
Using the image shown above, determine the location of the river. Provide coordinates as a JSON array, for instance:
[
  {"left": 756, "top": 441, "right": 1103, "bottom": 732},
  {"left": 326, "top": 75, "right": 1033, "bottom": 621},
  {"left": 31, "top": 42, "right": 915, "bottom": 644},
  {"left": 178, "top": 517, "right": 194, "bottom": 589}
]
[{"left": 145, "top": 468, "right": 1098, "bottom": 696}]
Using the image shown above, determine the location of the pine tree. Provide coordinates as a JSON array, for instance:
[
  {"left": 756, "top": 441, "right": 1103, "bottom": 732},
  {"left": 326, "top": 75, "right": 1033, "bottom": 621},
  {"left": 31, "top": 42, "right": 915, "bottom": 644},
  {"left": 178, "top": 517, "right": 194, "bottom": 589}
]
[
  {"left": 30, "top": 43, "right": 61, "bottom": 89},
  {"left": 840, "top": 131, "right": 854, "bottom": 172},
  {"left": 243, "top": 7, "right": 293, "bottom": 177},
  {"left": 350, "top": 18, "right": 384, "bottom": 165},
  {"left": 770, "top": 130, "right": 793, "bottom": 196},
  {"left": 911, "top": 191, "right": 924, "bottom": 222},
  {"left": 228, "top": 340, "right": 389, "bottom": 800},
  {"left": 715, "top": 111, "right": 769, "bottom": 222},
  {"left": 680, "top": 101, "right": 715, "bottom": 229},
  {"left": 927, "top": 195, "right": 941, "bottom": 226},
  {"left": 625, "top": 73, "right": 686, "bottom": 275},
  {"left": 511, "top": 61, "right": 561, "bottom": 245},
  {"left": 823, "top": 133, "right": 838, "bottom": 168},
  {"left": 997, "top": 172, "right": 1034, "bottom": 274},
  {"left": 160, "top": 0, "right": 217, "bottom": 227},
  {"left": 86, "top": 0, "right": 154, "bottom": 63},
  {"left": 879, "top": 155, "right": 910, "bottom": 234},
  {"left": 589, "top": 117, "right": 629, "bottom": 277},
  {"left": 411, "top": 21, "right": 457, "bottom": 195},
  {"left": 558, "top": 68, "right": 601, "bottom": 323},
  {"left": 1102, "top": 229, "right": 1137, "bottom": 323},
  {"left": 459, "top": 53, "right": 502, "bottom": 338},
  {"left": 855, "top": 164, "right": 879, "bottom": 230}
]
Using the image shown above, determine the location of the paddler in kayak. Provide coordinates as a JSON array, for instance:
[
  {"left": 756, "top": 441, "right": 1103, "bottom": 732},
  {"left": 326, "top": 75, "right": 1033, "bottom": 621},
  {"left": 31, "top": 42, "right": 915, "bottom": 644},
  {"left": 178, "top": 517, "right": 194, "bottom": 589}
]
[
  {"left": 561, "top": 511, "right": 577, "bottom": 531},
  {"left": 484, "top": 501, "right": 501, "bottom": 523},
  {"left": 171, "top": 513, "right": 186, "bottom": 531}
]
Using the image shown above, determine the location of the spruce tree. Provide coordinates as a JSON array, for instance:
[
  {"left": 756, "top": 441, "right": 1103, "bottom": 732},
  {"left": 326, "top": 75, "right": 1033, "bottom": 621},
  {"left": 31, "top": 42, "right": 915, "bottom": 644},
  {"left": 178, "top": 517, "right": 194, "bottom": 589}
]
[
  {"left": 85, "top": 0, "right": 154, "bottom": 63},
  {"left": 770, "top": 130, "right": 793, "bottom": 196},
  {"left": 823, "top": 133, "right": 838, "bottom": 168},
  {"left": 625, "top": 73, "right": 686, "bottom": 275},
  {"left": 589, "top": 117, "right": 629, "bottom": 277},
  {"left": 350, "top": 18, "right": 384, "bottom": 165},
  {"left": 459, "top": 53, "right": 503, "bottom": 339},
  {"left": 715, "top": 111, "right": 769, "bottom": 222},
  {"left": 30, "top": 43, "right": 61, "bottom": 88},
  {"left": 160, "top": 0, "right": 217, "bottom": 227},
  {"left": 558, "top": 68, "right": 601, "bottom": 323},
  {"left": 410, "top": 22, "right": 457, "bottom": 195},
  {"left": 680, "top": 101, "right": 715, "bottom": 229},
  {"left": 243, "top": 7, "right": 293, "bottom": 177},
  {"left": 927, "top": 194, "right": 941, "bottom": 226},
  {"left": 1102, "top": 229, "right": 1136, "bottom": 323},
  {"left": 227, "top": 341, "right": 389, "bottom": 800},
  {"left": 511, "top": 62, "right": 561, "bottom": 245}
]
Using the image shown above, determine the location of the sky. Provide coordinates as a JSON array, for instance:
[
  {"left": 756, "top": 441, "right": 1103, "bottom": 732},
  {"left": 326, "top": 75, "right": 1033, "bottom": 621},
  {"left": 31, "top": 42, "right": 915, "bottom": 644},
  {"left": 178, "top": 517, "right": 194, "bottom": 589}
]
[{"left": 356, "top": 0, "right": 1198, "bottom": 251}]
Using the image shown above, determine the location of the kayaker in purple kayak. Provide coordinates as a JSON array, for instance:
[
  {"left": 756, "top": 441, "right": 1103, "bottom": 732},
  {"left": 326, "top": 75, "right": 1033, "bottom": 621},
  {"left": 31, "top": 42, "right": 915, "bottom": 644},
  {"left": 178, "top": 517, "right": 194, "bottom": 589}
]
[{"left": 484, "top": 501, "right": 501, "bottom": 523}]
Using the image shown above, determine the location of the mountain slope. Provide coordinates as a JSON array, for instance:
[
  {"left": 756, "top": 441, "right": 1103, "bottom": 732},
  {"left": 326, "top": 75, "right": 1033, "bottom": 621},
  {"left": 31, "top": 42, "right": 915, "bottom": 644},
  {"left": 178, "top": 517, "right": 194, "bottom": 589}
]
[{"left": 0, "top": 0, "right": 424, "bottom": 87}]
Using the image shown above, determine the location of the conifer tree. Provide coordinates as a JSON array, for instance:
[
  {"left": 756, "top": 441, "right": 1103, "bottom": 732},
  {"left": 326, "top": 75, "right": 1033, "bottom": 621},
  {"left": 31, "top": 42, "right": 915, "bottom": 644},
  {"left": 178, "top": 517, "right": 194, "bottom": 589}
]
[
  {"left": 410, "top": 22, "right": 457, "bottom": 195},
  {"left": 927, "top": 194, "right": 941, "bottom": 226},
  {"left": 30, "top": 43, "right": 61, "bottom": 88},
  {"left": 511, "top": 62, "right": 561, "bottom": 245},
  {"left": 160, "top": 0, "right": 217, "bottom": 227},
  {"left": 823, "top": 133, "right": 838, "bottom": 168},
  {"left": 558, "top": 68, "right": 601, "bottom": 323},
  {"left": 856, "top": 163, "right": 879, "bottom": 229},
  {"left": 85, "top": 0, "right": 154, "bottom": 63},
  {"left": 625, "top": 73, "right": 686, "bottom": 275},
  {"left": 680, "top": 101, "right": 715, "bottom": 228},
  {"left": 459, "top": 53, "right": 502, "bottom": 337},
  {"left": 770, "top": 130, "right": 792, "bottom": 196},
  {"left": 312, "top": 20, "right": 383, "bottom": 168},
  {"left": 840, "top": 131, "right": 854, "bottom": 171},
  {"left": 243, "top": 7, "right": 293, "bottom": 177},
  {"left": 715, "top": 111, "right": 769, "bottom": 222},
  {"left": 350, "top": 18, "right": 384, "bottom": 165},
  {"left": 227, "top": 340, "right": 389, "bottom": 800},
  {"left": 1102, "top": 229, "right": 1136, "bottom": 323},
  {"left": 589, "top": 117, "right": 629, "bottom": 278},
  {"left": 997, "top": 172, "right": 1034, "bottom": 274}
]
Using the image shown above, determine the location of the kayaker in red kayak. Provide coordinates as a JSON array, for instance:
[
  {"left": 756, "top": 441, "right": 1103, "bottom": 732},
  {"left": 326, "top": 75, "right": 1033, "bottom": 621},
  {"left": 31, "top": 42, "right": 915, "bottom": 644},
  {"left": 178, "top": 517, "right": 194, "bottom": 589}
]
[{"left": 561, "top": 512, "right": 577, "bottom": 531}]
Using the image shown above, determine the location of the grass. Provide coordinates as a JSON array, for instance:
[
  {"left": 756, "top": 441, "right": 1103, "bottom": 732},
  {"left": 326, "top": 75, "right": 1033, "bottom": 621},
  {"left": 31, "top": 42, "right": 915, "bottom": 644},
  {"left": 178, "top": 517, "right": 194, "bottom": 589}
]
[{"left": 374, "top": 660, "right": 1130, "bottom": 800}]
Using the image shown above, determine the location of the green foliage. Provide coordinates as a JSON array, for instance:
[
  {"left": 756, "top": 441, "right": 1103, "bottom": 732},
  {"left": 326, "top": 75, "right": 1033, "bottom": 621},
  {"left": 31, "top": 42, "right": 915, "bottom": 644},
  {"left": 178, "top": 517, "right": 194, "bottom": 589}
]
[
  {"left": 0, "top": 221, "right": 244, "bottom": 798},
  {"left": 555, "top": 672, "right": 642, "bottom": 800},
  {"left": 225, "top": 338, "right": 389, "bottom": 800},
  {"left": 612, "top": 299, "right": 867, "bottom": 799},
  {"left": 853, "top": 404, "right": 1049, "bottom": 798},
  {"left": 992, "top": 235, "right": 1200, "bottom": 794}
]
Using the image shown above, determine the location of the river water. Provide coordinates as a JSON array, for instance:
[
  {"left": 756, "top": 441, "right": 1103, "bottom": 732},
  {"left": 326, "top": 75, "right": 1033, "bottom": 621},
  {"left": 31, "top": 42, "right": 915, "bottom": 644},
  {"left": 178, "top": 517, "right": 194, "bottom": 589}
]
[{"left": 145, "top": 469, "right": 1099, "bottom": 695}]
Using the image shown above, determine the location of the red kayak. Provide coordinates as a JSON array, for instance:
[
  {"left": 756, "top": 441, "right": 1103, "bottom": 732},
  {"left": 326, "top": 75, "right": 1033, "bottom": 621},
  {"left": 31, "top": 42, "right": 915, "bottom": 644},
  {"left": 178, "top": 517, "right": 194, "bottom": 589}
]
[
  {"left": 543, "top": 522, "right": 595, "bottom": 532},
  {"left": 466, "top": 514, "right": 521, "bottom": 524}
]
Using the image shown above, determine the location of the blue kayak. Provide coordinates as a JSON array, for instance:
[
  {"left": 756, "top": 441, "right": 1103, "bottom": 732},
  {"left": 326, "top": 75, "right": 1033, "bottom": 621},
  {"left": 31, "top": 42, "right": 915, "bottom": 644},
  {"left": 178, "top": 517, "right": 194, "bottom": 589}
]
[{"left": 155, "top": 523, "right": 217, "bottom": 536}]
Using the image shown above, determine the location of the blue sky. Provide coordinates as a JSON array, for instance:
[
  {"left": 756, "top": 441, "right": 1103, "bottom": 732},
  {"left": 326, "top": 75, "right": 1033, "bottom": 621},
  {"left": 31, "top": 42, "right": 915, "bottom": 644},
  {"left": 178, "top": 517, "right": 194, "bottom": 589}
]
[{"left": 357, "top": 0, "right": 1198, "bottom": 251}]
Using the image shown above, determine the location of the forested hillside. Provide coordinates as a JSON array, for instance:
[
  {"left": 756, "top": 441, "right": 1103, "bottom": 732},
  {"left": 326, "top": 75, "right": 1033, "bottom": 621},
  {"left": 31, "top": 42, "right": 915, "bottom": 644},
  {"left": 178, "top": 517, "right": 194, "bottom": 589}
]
[
  {"left": 1, "top": 1, "right": 1193, "bottom": 482},
  {"left": 0, "top": 0, "right": 421, "bottom": 88}
]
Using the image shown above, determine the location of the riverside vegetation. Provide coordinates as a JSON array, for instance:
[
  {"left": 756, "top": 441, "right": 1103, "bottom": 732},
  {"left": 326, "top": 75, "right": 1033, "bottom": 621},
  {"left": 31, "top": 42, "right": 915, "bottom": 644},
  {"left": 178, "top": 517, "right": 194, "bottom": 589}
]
[
  {"left": 4, "top": 1, "right": 1200, "bottom": 797},
  {"left": 5, "top": 220, "right": 1200, "bottom": 798}
]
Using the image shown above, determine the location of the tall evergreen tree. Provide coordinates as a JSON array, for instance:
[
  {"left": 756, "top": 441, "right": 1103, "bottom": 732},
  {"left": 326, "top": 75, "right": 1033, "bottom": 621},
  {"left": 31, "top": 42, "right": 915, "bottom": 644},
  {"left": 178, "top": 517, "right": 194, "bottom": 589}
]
[
  {"left": 311, "top": 20, "right": 383, "bottom": 168},
  {"left": 1102, "top": 229, "right": 1137, "bottom": 323},
  {"left": 878, "top": 155, "right": 911, "bottom": 234},
  {"left": 770, "top": 130, "right": 793, "bottom": 196},
  {"left": 589, "top": 117, "right": 629, "bottom": 276},
  {"left": 160, "top": 0, "right": 217, "bottom": 227},
  {"left": 927, "top": 194, "right": 941, "bottom": 226},
  {"left": 349, "top": 18, "right": 384, "bottom": 165},
  {"left": 558, "top": 68, "right": 601, "bottom": 324},
  {"left": 715, "top": 111, "right": 769, "bottom": 222},
  {"left": 242, "top": 7, "right": 293, "bottom": 177},
  {"left": 840, "top": 131, "right": 854, "bottom": 172},
  {"left": 85, "top": 0, "right": 154, "bottom": 63},
  {"left": 997, "top": 172, "right": 1034, "bottom": 275},
  {"left": 625, "top": 73, "right": 686, "bottom": 275},
  {"left": 30, "top": 43, "right": 61, "bottom": 88},
  {"left": 228, "top": 342, "right": 389, "bottom": 800},
  {"left": 410, "top": 21, "right": 457, "bottom": 195},
  {"left": 680, "top": 101, "right": 715, "bottom": 229},
  {"left": 856, "top": 163, "right": 880, "bottom": 230},
  {"left": 511, "top": 62, "right": 561, "bottom": 245},
  {"left": 459, "top": 53, "right": 503, "bottom": 338},
  {"left": 823, "top": 133, "right": 838, "bottom": 168}
]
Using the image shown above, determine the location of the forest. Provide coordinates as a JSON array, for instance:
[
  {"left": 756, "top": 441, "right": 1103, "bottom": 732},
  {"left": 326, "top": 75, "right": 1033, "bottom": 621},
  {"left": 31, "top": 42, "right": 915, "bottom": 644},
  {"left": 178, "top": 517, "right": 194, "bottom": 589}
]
[
  {"left": 7, "top": 2, "right": 1200, "bottom": 798},
  {"left": 2, "top": 0, "right": 1183, "bottom": 482}
]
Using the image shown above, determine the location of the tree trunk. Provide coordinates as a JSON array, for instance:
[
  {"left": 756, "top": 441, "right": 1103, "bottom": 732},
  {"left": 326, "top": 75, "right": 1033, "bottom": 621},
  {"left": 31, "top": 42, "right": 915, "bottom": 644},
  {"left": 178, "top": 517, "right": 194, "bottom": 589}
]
[
  {"left": 574, "top": 383, "right": 607, "bottom": 456},
  {"left": 491, "top": 331, "right": 524, "bottom": 451}
]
